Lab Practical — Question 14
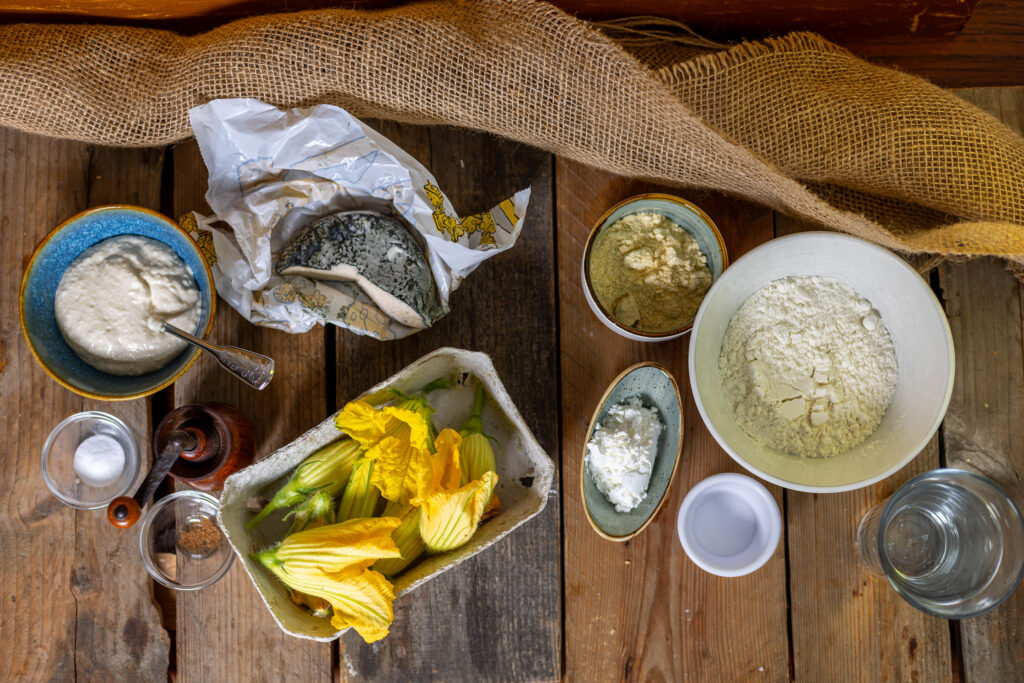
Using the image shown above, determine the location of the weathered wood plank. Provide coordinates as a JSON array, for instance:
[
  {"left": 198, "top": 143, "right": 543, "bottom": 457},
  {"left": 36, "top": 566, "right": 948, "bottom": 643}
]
[
  {"left": 557, "top": 160, "right": 789, "bottom": 681},
  {"left": 776, "top": 214, "right": 953, "bottom": 683},
  {"left": 73, "top": 146, "right": 171, "bottom": 682},
  {"left": 0, "top": 131, "right": 169, "bottom": 681},
  {"left": 335, "top": 123, "right": 562, "bottom": 681},
  {"left": 171, "top": 139, "right": 333, "bottom": 683},
  {"left": 939, "top": 256, "right": 1024, "bottom": 683},
  {"left": 941, "top": 86, "right": 1024, "bottom": 683}
]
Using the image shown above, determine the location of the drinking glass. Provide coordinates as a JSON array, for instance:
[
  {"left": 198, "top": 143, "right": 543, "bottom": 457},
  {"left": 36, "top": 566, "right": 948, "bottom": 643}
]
[{"left": 857, "top": 468, "right": 1024, "bottom": 619}]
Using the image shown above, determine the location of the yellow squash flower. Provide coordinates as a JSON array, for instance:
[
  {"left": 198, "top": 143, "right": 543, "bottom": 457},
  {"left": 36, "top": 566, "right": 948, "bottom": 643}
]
[
  {"left": 246, "top": 438, "right": 361, "bottom": 529},
  {"left": 410, "top": 429, "right": 498, "bottom": 553},
  {"left": 253, "top": 517, "right": 401, "bottom": 643},
  {"left": 336, "top": 397, "right": 437, "bottom": 505},
  {"left": 414, "top": 471, "right": 498, "bottom": 553}
]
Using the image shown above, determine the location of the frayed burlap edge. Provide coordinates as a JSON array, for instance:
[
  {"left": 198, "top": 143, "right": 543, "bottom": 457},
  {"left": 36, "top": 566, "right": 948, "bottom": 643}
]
[{"left": 0, "top": 1, "right": 1020, "bottom": 271}]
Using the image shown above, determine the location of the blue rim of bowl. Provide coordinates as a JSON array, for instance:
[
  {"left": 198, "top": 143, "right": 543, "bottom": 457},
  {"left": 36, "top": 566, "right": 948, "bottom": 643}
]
[
  {"left": 18, "top": 205, "right": 217, "bottom": 401},
  {"left": 580, "top": 360, "right": 684, "bottom": 541},
  {"left": 41, "top": 410, "right": 141, "bottom": 510},
  {"left": 687, "top": 231, "right": 956, "bottom": 493},
  {"left": 139, "top": 490, "right": 234, "bottom": 590},
  {"left": 582, "top": 193, "right": 729, "bottom": 339}
]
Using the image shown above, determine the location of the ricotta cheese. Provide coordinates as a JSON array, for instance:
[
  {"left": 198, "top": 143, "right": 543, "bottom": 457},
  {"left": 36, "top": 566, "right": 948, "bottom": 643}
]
[
  {"left": 586, "top": 397, "right": 663, "bottom": 513},
  {"left": 55, "top": 235, "right": 202, "bottom": 376}
]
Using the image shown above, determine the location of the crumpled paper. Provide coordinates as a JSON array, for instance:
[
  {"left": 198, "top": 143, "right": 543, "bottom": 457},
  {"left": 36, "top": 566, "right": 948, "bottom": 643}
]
[{"left": 184, "top": 98, "right": 530, "bottom": 339}]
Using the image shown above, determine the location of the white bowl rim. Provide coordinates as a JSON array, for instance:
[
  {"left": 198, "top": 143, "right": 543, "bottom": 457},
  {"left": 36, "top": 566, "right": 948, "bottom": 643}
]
[
  {"left": 687, "top": 232, "right": 955, "bottom": 494},
  {"left": 675, "top": 472, "right": 781, "bottom": 577}
]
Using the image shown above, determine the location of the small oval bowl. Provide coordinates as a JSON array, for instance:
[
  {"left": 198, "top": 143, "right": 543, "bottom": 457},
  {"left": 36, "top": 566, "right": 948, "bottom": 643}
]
[
  {"left": 581, "top": 362, "right": 684, "bottom": 541},
  {"left": 139, "top": 490, "right": 234, "bottom": 591},
  {"left": 20, "top": 205, "right": 215, "bottom": 401},
  {"left": 582, "top": 194, "right": 728, "bottom": 342},
  {"left": 689, "top": 232, "right": 954, "bottom": 493}
]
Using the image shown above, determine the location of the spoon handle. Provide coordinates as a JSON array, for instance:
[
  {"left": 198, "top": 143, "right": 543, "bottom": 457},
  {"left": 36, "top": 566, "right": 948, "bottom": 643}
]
[{"left": 163, "top": 323, "right": 275, "bottom": 390}]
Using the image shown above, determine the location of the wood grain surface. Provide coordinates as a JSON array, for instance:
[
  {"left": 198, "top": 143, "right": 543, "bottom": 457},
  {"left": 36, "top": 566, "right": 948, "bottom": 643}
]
[
  {"left": 0, "top": 132, "right": 169, "bottom": 681},
  {"left": 170, "top": 140, "right": 333, "bottom": 683},
  {"left": 557, "top": 161, "right": 790, "bottom": 681},
  {"left": 0, "top": 0, "right": 1020, "bottom": 88},
  {"left": 0, "top": 0, "right": 977, "bottom": 38},
  {"left": 334, "top": 122, "right": 563, "bottom": 682},
  {"left": 3, "top": 86, "right": 1024, "bottom": 682},
  {"left": 943, "top": 88, "right": 1024, "bottom": 683}
]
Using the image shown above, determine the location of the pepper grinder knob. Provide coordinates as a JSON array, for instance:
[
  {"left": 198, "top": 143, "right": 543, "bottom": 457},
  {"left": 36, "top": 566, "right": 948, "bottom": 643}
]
[{"left": 107, "top": 496, "right": 141, "bottom": 528}]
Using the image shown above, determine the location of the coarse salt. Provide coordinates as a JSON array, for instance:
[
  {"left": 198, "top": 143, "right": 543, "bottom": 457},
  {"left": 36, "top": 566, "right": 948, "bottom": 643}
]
[
  {"left": 586, "top": 397, "right": 663, "bottom": 512},
  {"left": 73, "top": 434, "right": 125, "bottom": 487}
]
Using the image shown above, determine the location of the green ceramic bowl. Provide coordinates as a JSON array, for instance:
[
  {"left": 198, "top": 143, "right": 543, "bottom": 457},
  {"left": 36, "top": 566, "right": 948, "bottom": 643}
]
[{"left": 581, "top": 362, "right": 684, "bottom": 541}]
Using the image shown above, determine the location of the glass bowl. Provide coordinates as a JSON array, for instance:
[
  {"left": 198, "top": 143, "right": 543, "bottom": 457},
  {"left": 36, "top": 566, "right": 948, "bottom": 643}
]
[
  {"left": 42, "top": 411, "right": 141, "bottom": 509},
  {"left": 139, "top": 490, "right": 234, "bottom": 590}
]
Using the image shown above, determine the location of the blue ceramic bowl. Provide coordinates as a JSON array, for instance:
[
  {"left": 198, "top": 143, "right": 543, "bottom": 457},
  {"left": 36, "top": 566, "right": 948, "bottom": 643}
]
[
  {"left": 20, "top": 206, "right": 215, "bottom": 400},
  {"left": 581, "top": 362, "right": 684, "bottom": 541},
  {"left": 582, "top": 193, "right": 728, "bottom": 342}
]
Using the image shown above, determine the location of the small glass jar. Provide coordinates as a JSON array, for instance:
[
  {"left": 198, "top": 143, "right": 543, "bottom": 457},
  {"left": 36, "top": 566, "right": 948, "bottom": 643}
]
[
  {"left": 42, "top": 411, "right": 140, "bottom": 509},
  {"left": 138, "top": 490, "right": 234, "bottom": 590}
]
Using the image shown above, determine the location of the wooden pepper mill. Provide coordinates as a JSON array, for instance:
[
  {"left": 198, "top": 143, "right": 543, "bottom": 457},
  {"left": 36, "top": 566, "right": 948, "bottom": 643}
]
[{"left": 107, "top": 402, "right": 255, "bottom": 528}]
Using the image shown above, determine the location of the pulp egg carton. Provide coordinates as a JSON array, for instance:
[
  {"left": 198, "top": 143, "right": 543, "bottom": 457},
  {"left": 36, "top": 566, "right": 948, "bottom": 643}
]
[{"left": 217, "top": 347, "right": 555, "bottom": 640}]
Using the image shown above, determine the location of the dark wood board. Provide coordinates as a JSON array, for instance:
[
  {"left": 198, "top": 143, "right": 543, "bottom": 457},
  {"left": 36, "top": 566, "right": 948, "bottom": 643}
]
[
  {"left": 334, "top": 122, "right": 563, "bottom": 682},
  {"left": 776, "top": 215, "right": 954, "bottom": 683},
  {"left": 170, "top": 140, "right": 333, "bottom": 683},
  {"left": 1, "top": 0, "right": 1021, "bottom": 88},
  {"left": 0, "top": 132, "right": 169, "bottom": 681},
  {"left": 0, "top": 0, "right": 976, "bottom": 38},
  {"left": 556, "top": 160, "right": 791, "bottom": 681}
]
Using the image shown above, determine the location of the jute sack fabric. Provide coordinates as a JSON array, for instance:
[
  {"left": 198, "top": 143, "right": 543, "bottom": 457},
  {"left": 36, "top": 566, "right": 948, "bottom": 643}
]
[{"left": 1, "top": 0, "right": 1022, "bottom": 267}]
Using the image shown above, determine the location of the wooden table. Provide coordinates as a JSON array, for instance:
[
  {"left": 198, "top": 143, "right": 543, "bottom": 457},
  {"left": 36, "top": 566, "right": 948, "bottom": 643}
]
[{"left": 2, "top": 88, "right": 1022, "bottom": 682}]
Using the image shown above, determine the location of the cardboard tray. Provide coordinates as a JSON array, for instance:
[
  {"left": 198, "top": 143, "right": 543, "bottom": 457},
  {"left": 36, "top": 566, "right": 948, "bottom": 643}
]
[{"left": 217, "top": 347, "right": 555, "bottom": 640}]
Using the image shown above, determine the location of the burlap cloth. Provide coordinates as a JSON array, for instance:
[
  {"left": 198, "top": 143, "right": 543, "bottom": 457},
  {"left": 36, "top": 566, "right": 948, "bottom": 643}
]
[{"left": 1, "top": 1, "right": 1022, "bottom": 267}]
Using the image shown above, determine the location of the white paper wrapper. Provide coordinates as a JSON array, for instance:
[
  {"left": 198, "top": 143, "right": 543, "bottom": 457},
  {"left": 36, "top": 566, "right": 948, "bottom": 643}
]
[{"left": 185, "top": 98, "right": 530, "bottom": 339}]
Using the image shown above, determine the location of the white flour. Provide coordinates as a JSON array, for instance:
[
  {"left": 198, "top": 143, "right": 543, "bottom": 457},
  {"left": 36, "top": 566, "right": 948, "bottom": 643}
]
[{"left": 719, "top": 276, "right": 897, "bottom": 458}]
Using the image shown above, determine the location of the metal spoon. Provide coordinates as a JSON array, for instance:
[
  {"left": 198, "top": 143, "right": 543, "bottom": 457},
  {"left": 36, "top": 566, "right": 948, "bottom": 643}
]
[{"left": 162, "top": 322, "right": 275, "bottom": 390}]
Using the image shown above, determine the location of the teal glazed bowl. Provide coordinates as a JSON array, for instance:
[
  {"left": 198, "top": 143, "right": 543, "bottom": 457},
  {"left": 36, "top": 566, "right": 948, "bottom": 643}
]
[
  {"left": 582, "top": 362, "right": 684, "bottom": 541},
  {"left": 20, "top": 206, "right": 216, "bottom": 401},
  {"left": 582, "top": 193, "right": 728, "bottom": 342}
]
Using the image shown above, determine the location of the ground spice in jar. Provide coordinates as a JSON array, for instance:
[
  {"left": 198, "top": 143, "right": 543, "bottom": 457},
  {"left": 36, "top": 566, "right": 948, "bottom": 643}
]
[
  {"left": 588, "top": 212, "right": 711, "bottom": 332},
  {"left": 177, "top": 516, "right": 221, "bottom": 557}
]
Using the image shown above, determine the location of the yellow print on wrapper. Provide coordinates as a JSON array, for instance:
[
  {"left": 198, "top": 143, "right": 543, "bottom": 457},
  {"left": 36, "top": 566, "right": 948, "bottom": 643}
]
[
  {"left": 342, "top": 300, "right": 395, "bottom": 340},
  {"left": 273, "top": 281, "right": 329, "bottom": 317},
  {"left": 425, "top": 181, "right": 518, "bottom": 246},
  {"left": 178, "top": 212, "right": 219, "bottom": 266}
]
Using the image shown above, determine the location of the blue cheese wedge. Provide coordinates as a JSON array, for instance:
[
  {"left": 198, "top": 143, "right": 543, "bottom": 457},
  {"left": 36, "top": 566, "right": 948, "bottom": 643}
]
[{"left": 276, "top": 210, "right": 444, "bottom": 329}]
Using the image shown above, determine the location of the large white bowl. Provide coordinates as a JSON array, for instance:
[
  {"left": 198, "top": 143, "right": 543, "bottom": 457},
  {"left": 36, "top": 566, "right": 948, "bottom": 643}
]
[{"left": 688, "top": 233, "right": 954, "bottom": 493}]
